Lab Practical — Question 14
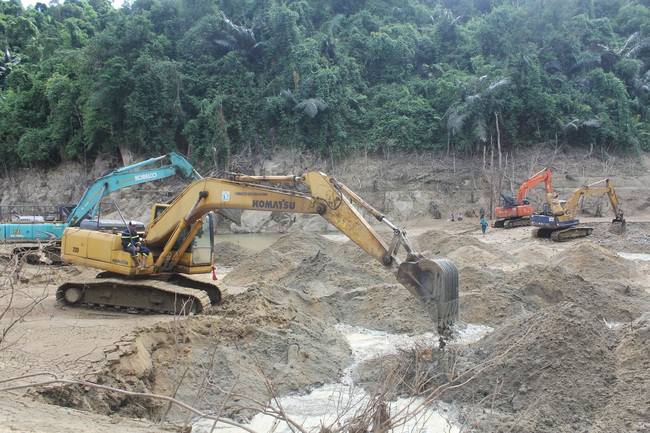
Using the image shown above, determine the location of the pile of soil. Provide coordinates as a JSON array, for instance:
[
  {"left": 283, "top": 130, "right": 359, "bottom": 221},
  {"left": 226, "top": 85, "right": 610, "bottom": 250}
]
[{"left": 89, "top": 228, "right": 650, "bottom": 432}]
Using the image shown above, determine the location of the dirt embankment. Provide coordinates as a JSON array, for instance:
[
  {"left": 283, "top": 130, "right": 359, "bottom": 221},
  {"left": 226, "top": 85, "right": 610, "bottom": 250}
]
[{"left": 1, "top": 148, "right": 650, "bottom": 432}]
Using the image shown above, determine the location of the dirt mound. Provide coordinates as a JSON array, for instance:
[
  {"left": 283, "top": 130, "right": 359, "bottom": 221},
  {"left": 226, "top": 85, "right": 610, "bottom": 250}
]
[
  {"left": 549, "top": 240, "right": 641, "bottom": 282},
  {"left": 223, "top": 231, "right": 398, "bottom": 294},
  {"left": 456, "top": 266, "right": 524, "bottom": 325},
  {"left": 214, "top": 240, "right": 254, "bottom": 266},
  {"left": 510, "top": 243, "right": 558, "bottom": 264},
  {"left": 413, "top": 230, "right": 514, "bottom": 267},
  {"left": 447, "top": 245, "right": 506, "bottom": 268},
  {"left": 222, "top": 232, "right": 345, "bottom": 288},
  {"left": 458, "top": 259, "right": 650, "bottom": 327},
  {"left": 412, "top": 229, "right": 458, "bottom": 255},
  {"left": 511, "top": 264, "right": 649, "bottom": 322},
  {"left": 224, "top": 231, "right": 434, "bottom": 334},
  {"left": 275, "top": 249, "right": 392, "bottom": 296},
  {"left": 591, "top": 312, "right": 650, "bottom": 431},
  {"left": 449, "top": 302, "right": 617, "bottom": 433},
  {"left": 264, "top": 231, "right": 337, "bottom": 256}
]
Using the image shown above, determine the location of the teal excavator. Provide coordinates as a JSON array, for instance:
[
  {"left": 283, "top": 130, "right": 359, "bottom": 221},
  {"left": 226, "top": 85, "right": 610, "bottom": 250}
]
[{"left": 0, "top": 153, "right": 238, "bottom": 263}]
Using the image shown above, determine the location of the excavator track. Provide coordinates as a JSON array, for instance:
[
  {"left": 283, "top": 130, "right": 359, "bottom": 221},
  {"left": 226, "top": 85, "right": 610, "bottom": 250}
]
[
  {"left": 550, "top": 226, "right": 593, "bottom": 242},
  {"left": 56, "top": 274, "right": 219, "bottom": 314},
  {"left": 491, "top": 220, "right": 506, "bottom": 229},
  {"left": 532, "top": 226, "right": 593, "bottom": 242},
  {"left": 493, "top": 217, "right": 531, "bottom": 229}
]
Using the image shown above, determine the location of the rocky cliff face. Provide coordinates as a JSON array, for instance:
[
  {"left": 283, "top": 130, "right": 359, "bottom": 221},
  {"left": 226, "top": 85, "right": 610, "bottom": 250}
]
[{"left": 1, "top": 148, "right": 648, "bottom": 232}]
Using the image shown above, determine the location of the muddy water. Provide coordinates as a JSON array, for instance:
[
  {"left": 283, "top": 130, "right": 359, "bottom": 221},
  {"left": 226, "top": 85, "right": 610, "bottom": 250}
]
[
  {"left": 192, "top": 324, "right": 493, "bottom": 433},
  {"left": 200, "top": 233, "right": 495, "bottom": 432},
  {"left": 617, "top": 252, "right": 650, "bottom": 261}
]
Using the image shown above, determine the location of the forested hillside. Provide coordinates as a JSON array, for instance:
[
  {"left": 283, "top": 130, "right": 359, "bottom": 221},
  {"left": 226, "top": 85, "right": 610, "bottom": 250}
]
[{"left": 1, "top": 0, "right": 649, "bottom": 174}]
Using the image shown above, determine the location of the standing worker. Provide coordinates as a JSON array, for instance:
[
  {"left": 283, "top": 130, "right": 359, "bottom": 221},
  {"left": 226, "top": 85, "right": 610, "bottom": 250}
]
[
  {"left": 480, "top": 218, "right": 488, "bottom": 236},
  {"left": 121, "top": 222, "right": 150, "bottom": 269}
]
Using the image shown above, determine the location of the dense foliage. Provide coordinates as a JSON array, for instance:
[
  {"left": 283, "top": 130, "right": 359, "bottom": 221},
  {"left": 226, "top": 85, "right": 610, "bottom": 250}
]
[{"left": 1, "top": 0, "right": 650, "bottom": 171}]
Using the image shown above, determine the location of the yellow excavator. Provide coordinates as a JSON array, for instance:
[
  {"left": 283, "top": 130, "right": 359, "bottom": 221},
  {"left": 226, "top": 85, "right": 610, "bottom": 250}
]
[
  {"left": 530, "top": 178, "right": 626, "bottom": 242},
  {"left": 58, "top": 171, "right": 459, "bottom": 337}
]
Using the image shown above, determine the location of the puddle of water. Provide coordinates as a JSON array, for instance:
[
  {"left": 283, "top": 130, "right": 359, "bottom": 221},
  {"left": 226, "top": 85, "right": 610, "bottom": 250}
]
[
  {"left": 192, "top": 323, "right": 493, "bottom": 433},
  {"left": 617, "top": 252, "right": 650, "bottom": 261},
  {"left": 339, "top": 324, "right": 439, "bottom": 367}
]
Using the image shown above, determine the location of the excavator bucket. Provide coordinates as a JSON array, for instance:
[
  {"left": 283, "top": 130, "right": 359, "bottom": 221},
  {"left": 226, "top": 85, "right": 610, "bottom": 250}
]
[
  {"left": 396, "top": 258, "right": 459, "bottom": 338},
  {"left": 608, "top": 217, "right": 627, "bottom": 234}
]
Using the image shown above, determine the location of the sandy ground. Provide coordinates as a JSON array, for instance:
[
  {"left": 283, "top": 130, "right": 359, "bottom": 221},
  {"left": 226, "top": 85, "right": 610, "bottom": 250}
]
[{"left": 1, "top": 214, "right": 649, "bottom": 433}]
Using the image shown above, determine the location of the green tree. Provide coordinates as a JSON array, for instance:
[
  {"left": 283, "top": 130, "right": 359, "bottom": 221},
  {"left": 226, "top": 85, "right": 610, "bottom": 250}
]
[{"left": 45, "top": 70, "right": 85, "bottom": 159}]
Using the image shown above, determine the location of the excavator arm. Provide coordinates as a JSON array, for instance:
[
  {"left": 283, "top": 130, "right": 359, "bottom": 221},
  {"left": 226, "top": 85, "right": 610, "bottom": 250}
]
[
  {"left": 144, "top": 171, "right": 459, "bottom": 336},
  {"left": 67, "top": 152, "right": 240, "bottom": 227},
  {"left": 67, "top": 153, "right": 201, "bottom": 226},
  {"left": 515, "top": 167, "right": 553, "bottom": 204},
  {"left": 547, "top": 178, "right": 624, "bottom": 221},
  {"left": 564, "top": 179, "right": 624, "bottom": 221}
]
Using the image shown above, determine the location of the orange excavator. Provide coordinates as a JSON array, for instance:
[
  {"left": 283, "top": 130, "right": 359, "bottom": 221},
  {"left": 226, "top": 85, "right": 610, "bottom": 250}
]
[{"left": 493, "top": 167, "right": 553, "bottom": 229}]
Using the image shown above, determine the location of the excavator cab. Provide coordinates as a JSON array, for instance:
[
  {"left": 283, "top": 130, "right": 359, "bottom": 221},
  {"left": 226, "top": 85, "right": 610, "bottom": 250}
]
[
  {"left": 148, "top": 203, "right": 215, "bottom": 272},
  {"left": 500, "top": 193, "right": 518, "bottom": 208}
]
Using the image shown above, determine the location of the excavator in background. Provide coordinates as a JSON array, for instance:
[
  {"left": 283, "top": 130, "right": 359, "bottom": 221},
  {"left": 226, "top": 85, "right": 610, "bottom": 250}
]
[
  {"left": 493, "top": 167, "right": 553, "bottom": 229},
  {"left": 530, "top": 178, "right": 626, "bottom": 242},
  {"left": 58, "top": 171, "right": 459, "bottom": 340},
  {"left": 0, "top": 153, "right": 238, "bottom": 263}
]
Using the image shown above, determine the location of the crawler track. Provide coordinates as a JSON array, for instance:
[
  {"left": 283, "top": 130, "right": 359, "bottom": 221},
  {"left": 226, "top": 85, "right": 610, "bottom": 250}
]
[
  {"left": 532, "top": 226, "right": 594, "bottom": 242},
  {"left": 493, "top": 217, "right": 531, "bottom": 229},
  {"left": 56, "top": 274, "right": 220, "bottom": 314}
]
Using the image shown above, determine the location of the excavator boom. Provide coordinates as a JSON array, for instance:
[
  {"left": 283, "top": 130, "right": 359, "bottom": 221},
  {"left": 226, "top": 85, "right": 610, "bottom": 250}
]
[
  {"left": 60, "top": 171, "right": 459, "bottom": 339},
  {"left": 515, "top": 167, "right": 553, "bottom": 204}
]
